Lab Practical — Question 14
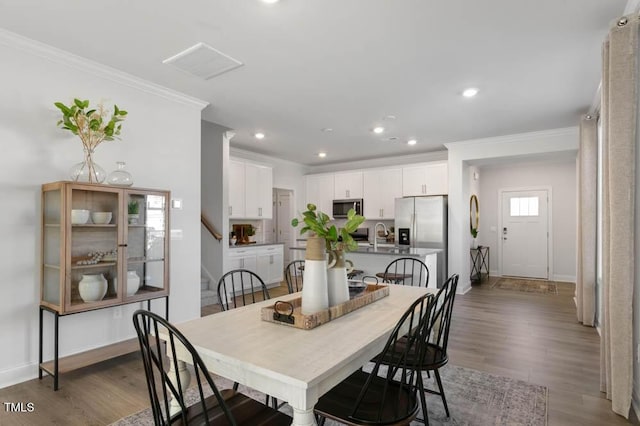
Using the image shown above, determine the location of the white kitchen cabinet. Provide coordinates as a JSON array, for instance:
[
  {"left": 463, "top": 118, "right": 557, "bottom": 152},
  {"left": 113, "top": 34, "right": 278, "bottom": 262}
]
[
  {"left": 227, "top": 244, "right": 283, "bottom": 286},
  {"left": 402, "top": 162, "right": 448, "bottom": 196},
  {"left": 229, "top": 159, "right": 273, "bottom": 219},
  {"left": 305, "top": 173, "right": 335, "bottom": 217},
  {"left": 245, "top": 163, "right": 273, "bottom": 219},
  {"left": 256, "top": 245, "right": 284, "bottom": 284},
  {"left": 334, "top": 171, "right": 363, "bottom": 199},
  {"left": 363, "top": 167, "right": 402, "bottom": 220},
  {"left": 229, "top": 159, "right": 246, "bottom": 218}
]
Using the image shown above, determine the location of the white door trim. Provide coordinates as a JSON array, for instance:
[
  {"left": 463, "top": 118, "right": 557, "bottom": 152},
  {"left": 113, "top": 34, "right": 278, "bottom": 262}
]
[{"left": 497, "top": 186, "right": 553, "bottom": 279}]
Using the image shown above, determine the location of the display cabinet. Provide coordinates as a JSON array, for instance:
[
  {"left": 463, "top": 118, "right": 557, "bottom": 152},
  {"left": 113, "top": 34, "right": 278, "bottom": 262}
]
[{"left": 40, "top": 181, "right": 170, "bottom": 389}]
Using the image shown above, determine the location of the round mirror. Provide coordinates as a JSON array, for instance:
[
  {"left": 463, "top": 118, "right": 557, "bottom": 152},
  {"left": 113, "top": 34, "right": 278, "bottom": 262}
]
[{"left": 470, "top": 194, "right": 479, "bottom": 237}]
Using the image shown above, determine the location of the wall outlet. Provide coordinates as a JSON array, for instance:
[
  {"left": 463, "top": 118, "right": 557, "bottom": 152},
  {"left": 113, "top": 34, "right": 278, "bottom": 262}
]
[{"left": 113, "top": 307, "right": 122, "bottom": 319}]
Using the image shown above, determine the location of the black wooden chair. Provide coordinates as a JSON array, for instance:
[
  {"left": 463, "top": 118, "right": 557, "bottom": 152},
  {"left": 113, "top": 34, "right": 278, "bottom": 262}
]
[
  {"left": 372, "top": 274, "right": 459, "bottom": 425},
  {"left": 314, "top": 293, "right": 436, "bottom": 426},
  {"left": 376, "top": 257, "right": 430, "bottom": 287},
  {"left": 132, "top": 310, "right": 291, "bottom": 426},
  {"left": 284, "top": 260, "right": 305, "bottom": 293},
  {"left": 217, "top": 269, "right": 270, "bottom": 311}
]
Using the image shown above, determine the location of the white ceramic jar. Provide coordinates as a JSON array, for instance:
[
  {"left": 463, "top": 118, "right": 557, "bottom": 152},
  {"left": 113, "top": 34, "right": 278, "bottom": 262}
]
[
  {"left": 78, "top": 274, "right": 108, "bottom": 302},
  {"left": 127, "top": 271, "right": 141, "bottom": 296}
]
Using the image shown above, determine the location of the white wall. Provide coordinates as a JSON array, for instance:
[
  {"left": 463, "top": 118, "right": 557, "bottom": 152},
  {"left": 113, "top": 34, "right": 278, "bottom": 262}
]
[
  {"left": 478, "top": 159, "right": 577, "bottom": 281},
  {"left": 445, "top": 127, "right": 579, "bottom": 294},
  {"left": 0, "top": 30, "right": 205, "bottom": 388},
  {"left": 201, "top": 122, "right": 229, "bottom": 285}
]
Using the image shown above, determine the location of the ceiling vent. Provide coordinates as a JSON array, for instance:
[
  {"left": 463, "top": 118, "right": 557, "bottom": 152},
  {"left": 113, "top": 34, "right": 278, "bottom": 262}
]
[{"left": 162, "top": 42, "right": 243, "bottom": 80}]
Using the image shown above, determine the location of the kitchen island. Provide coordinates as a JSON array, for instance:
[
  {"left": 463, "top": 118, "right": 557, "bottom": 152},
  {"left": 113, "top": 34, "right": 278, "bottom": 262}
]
[{"left": 290, "top": 245, "right": 440, "bottom": 289}]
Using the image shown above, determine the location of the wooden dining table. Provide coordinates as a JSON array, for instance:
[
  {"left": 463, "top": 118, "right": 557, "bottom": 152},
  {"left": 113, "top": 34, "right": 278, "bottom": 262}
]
[{"left": 169, "top": 284, "right": 431, "bottom": 426}]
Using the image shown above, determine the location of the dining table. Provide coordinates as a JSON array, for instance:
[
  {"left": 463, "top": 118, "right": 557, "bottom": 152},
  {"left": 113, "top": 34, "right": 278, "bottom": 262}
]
[{"left": 168, "top": 284, "right": 431, "bottom": 426}]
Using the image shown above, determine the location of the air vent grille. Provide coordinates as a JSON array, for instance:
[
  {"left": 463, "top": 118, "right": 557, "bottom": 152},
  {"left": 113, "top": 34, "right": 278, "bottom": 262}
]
[{"left": 163, "top": 42, "right": 243, "bottom": 80}]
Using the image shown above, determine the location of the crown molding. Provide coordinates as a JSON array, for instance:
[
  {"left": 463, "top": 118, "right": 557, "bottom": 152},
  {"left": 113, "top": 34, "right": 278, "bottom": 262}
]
[
  {"left": 443, "top": 127, "right": 578, "bottom": 150},
  {"left": 0, "top": 28, "right": 208, "bottom": 110}
]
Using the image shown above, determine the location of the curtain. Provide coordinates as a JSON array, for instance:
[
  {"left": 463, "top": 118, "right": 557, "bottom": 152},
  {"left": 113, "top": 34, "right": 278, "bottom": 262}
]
[
  {"left": 599, "top": 14, "right": 638, "bottom": 419},
  {"left": 576, "top": 116, "right": 597, "bottom": 326}
]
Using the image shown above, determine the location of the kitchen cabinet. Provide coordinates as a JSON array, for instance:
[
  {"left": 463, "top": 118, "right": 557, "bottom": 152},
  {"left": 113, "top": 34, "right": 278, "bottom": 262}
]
[
  {"left": 229, "top": 159, "right": 246, "bottom": 218},
  {"left": 363, "top": 167, "right": 402, "bottom": 219},
  {"left": 402, "top": 162, "right": 448, "bottom": 196},
  {"left": 40, "top": 181, "right": 169, "bottom": 389},
  {"left": 227, "top": 244, "right": 283, "bottom": 286},
  {"left": 305, "top": 173, "right": 334, "bottom": 218},
  {"left": 229, "top": 159, "right": 273, "bottom": 219},
  {"left": 334, "top": 171, "right": 363, "bottom": 199}
]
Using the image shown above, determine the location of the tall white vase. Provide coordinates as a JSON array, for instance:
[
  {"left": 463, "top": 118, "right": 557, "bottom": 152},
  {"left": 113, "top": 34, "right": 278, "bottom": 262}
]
[
  {"left": 301, "top": 236, "right": 329, "bottom": 315},
  {"left": 127, "top": 271, "right": 141, "bottom": 296},
  {"left": 327, "top": 250, "right": 352, "bottom": 306}
]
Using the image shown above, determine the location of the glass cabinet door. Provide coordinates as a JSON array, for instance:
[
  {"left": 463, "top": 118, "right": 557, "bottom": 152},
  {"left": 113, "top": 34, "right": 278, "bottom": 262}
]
[
  {"left": 67, "top": 186, "right": 120, "bottom": 311},
  {"left": 124, "top": 190, "right": 168, "bottom": 300}
]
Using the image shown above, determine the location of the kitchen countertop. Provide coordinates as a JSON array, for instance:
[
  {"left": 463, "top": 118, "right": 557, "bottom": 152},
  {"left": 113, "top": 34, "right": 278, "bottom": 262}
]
[
  {"left": 290, "top": 245, "right": 440, "bottom": 257},
  {"left": 229, "top": 242, "right": 284, "bottom": 249}
]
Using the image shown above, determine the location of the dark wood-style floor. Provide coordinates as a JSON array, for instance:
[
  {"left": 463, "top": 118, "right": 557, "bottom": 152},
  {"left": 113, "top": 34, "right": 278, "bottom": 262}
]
[{"left": 0, "top": 279, "right": 634, "bottom": 425}]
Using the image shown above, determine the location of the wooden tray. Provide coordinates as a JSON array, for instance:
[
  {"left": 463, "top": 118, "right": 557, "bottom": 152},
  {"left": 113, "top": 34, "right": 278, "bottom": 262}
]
[{"left": 261, "top": 284, "right": 389, "bottom": 330}]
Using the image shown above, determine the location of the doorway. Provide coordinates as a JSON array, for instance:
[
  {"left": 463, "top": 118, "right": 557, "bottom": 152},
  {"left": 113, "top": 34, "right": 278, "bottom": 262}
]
[
  {"left": 499, "top": 189, "right": 550, "bottom": 279},
  {"left": 272, "top": 188, "right": 294, "bottom": 264}
]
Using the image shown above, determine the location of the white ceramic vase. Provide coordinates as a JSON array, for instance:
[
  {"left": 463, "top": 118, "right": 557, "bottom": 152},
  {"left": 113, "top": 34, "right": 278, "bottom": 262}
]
[
  {"left": 127, "top": 271, "right": 141, "bottom": 296},
  {"left": 327, "top": 250, "right": 352, "bottom": 307},
  {"left": 301, "top": 236, "right": 331, "bottom": 315},
  {"left": 78, "top": 274, "right": 108, "bottom": 302}
]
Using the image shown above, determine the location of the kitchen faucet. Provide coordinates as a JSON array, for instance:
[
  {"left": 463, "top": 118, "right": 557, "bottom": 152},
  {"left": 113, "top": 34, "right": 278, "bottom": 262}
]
[{"left": 374, "top": 222, "right": 388, "bottom": 251}]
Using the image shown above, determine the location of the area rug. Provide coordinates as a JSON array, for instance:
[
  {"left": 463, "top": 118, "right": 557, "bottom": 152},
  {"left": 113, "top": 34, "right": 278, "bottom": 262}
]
[
  {"left": 110, "top": 364, "right": 547, "bottom": 426},
  {"left": 492, "top": 277, "right": 558, "bottom": 294}
]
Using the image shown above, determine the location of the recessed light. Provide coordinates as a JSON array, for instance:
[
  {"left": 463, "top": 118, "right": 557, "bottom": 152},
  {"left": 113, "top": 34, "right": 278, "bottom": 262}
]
[
  {"left": 407, "top": 139, "right": 417, "bottom": 146},
  {"left": 261, "top": 0, "right": 280, "bottom": 3},
  {"left": 318, "top": 152, "right": 327, "bottom": 158},
  {"left": 321, "top": 128, "right": 333, "bottom": 132},
  {"left": 384, "top": 115, "right": 396, "bottom": 120},
  {"left": 373, "top": 127, "right": 385, "bottom": 134},
  {"left": 462, "top": 88, "right": 478, "bottom": 98},
  {"left": 254, "top": 132, "right": 265, "bottom": 140}
]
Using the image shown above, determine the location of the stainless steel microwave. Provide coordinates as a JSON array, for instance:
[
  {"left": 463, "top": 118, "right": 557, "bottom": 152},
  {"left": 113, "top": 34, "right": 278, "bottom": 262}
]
[{"left": 332, "top": 199, "right": 363, "bottom": 218}]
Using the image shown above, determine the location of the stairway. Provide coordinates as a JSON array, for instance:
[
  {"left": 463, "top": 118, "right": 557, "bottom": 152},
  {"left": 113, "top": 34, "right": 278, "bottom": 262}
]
[{"left": 201, "top": 276, "right": 218, "bottom": 307}]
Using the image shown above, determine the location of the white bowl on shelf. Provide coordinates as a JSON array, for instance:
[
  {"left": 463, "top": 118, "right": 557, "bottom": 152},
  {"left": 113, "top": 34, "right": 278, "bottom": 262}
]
[
  {"left": 91, "top": 212, "right": 113, "bottom": 224},
  {"left": 71, "top": 209, "right": 90, "bottom": 224}
]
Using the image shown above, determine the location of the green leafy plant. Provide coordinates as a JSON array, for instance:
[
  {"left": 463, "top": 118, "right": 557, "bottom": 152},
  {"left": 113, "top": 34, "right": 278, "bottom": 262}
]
[
  {"left": 291, "top": 203, "right": 365, "bottom": 252},
  {"left": 54, "top": 98, "right": 128, "bottom": 150},
  {"left": 246, "top": 225, "right": 256, "bottom": 237},
  {"left": 470, "top": 227, "right": 478, "bottom": 239},
  {"left": 128, "top": 201, "right": 139, "bottom": 215}
]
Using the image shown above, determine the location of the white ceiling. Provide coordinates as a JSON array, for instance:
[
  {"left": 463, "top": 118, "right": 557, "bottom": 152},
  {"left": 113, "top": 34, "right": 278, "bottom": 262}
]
[{"left": 0, "top": 0, "right": 628, "bottom": 165}]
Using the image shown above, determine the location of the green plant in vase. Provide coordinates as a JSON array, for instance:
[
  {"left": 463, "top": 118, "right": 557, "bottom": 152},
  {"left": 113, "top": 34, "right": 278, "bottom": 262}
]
[
  {"left": 128, "top": 201, "right": 140, "bottom": 224},
  {"left": 54, "top": 98, "right": 128, "bottom": 183}
]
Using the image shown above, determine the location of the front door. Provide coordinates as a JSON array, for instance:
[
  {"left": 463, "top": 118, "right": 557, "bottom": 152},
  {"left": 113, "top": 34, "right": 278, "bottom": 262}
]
[{"left": 500, "top": 190, "right": 549, "bottom": 279}]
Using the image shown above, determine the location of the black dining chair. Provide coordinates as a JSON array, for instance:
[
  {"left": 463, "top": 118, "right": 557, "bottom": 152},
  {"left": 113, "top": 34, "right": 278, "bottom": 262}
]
[
  {"left": 376, "top": 257, "right": 430, "bottom": 287},
  {"left": 132, "top": 309, "right": 292, "bottom": 426},
  {"left": 314, "top": 292, "right": 436, "bottom": 426},
  {"left": 372, "top": 273, "right": 459, "bottom": 425},
  {"left": 217, "top": 269, "right": 271, "bottom": 311},
  {"left": 284, "top": 260, "right": 305, "bottom": 293}
]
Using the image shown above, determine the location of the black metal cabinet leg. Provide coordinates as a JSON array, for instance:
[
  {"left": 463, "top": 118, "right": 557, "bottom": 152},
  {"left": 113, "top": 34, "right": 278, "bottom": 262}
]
[
  {"left": 54, "top": 311, "right": 59, "bottom": 391},
  {"left": 38, "top": 307, "right": 43, "bottom": 380}
]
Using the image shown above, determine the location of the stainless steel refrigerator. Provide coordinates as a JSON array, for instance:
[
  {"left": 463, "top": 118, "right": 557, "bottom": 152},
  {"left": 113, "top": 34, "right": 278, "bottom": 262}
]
[{"left": 394, "top": 195, "right": 448, "bottom": 287}]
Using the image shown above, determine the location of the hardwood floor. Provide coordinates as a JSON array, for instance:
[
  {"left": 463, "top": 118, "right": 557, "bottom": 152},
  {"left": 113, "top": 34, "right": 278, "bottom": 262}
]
[{"left": 0, "top": 279, "right": 634, "bottom": 425}]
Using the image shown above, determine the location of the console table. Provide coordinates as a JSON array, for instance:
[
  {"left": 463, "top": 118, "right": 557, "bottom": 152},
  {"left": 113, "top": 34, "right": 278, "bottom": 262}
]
[{"left": 470, "top": 246, "right": 490, "bottom": 283}]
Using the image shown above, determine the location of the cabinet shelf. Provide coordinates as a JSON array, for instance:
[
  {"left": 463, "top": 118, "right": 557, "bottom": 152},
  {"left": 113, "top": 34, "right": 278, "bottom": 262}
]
[{"left": 70, "top": 262, "right": 117, "bottom": 270}]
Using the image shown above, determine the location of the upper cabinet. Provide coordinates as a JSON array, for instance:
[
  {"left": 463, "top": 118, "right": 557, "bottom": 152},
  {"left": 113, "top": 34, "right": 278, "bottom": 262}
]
[
  {"left": 363, "top": 167, "right": 402, "bottom": 220},
  {"left": 229, "top": 159, "right": 273, "bottom": 219},
  {"left": 305, "top": 173, "right": 334, "bottom": 218},
  {"left": 41, "top": 182, "right": 169, "bottom": 314},
  {"left": 333, "top": 171, "right": 363, "bottom": 200},
  {"left": 401, "top": 162, "right": 448, "bottom": 196}
]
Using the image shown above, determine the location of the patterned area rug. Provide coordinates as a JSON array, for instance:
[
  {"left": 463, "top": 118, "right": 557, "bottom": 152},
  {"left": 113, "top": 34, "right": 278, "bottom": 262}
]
[
  {"left": 492, "top": 277, "right": 558, "bottom": 294},
  {"left": 110, "top": 364, "right": 547, "bottom": 426}
]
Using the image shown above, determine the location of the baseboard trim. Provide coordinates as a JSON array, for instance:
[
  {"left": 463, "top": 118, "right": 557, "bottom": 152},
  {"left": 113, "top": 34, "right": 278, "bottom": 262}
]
[
  {"left": 553, "top": 274, "right": 576, "bottom": 283},
  {"left": 0, "top": 362, "right": 38, "bottom": 390}
]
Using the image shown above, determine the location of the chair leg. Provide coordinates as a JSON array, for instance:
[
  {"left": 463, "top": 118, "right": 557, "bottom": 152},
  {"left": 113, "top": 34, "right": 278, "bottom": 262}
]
[
  {"left": 233, "top": 381, "right": 239, "bottom": 391},
  {"left": 433, "top": 369, "right": 449, "bottom": 418},
  {"left": 417, "top": 371, "right": 430, "bottom": 425}
]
